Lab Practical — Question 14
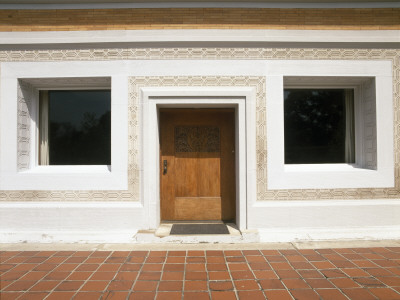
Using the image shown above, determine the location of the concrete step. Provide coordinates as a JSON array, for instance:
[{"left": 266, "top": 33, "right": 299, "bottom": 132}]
[{"left": 134, "top": 223, "right": 260, "bottom": 243}]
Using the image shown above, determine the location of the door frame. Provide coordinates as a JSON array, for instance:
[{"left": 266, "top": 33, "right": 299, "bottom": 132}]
[{"left": 141, "top": 87, "right": 256, "bottom": 231}]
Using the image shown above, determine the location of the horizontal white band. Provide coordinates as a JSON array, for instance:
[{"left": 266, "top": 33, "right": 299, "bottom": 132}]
[{"left": 0, "top": 29, "right": 399, "bottom": 46}]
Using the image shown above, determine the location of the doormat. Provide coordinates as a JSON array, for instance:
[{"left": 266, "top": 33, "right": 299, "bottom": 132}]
[{"left": 170, "top": 223, "right": 230, "bottom": 235}]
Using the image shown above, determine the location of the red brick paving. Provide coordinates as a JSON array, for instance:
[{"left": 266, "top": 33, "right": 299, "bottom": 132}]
[{"left": 1, "top": 247, "right": 400, "bottom": 299}]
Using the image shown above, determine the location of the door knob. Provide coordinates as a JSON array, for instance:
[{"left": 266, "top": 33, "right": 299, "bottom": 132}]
[{"left": 163, "top": 160, "right": 167, "bottom": 175}]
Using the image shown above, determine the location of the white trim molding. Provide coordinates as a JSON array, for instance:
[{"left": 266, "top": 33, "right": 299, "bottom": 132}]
[
  {"left": 0, "top": 30, "right": 399, "bottom": 49},
  {"left": 0, "top": 61, "right": 129, "bottom": 190},
  {"left": 266, "top": 60, "right": 394, "bottom": 190},
  {"left": 0, "top": 202, "right": 143, "bottom": 243},
  {"left": 140, "top": 86, "right": 257, "bottom": 231},
  {"left": 252, "top": 199, "right": 400, "bottom": 242}
]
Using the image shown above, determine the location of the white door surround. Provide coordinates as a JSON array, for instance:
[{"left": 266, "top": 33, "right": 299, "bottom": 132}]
[{"left": 141, "top": 87, "right": 257, "bottom": 231}]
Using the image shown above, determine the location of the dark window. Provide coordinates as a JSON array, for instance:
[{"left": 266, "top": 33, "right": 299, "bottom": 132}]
[
  {"left": 41, "top": 90, "right": 111, "bottom": 165},
  {"left": 284, "top": 89, "right": 354, "bottom": 164}
]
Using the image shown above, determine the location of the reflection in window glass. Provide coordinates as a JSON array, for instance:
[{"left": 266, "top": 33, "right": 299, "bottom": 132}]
[
  {"left": 284, "top": 89, "right": 354, "bottom": 164},
  {"left": 41, "top": 90, "right": 111, "bottom": 165}
]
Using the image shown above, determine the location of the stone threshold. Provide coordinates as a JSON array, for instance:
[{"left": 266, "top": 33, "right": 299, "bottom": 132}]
[{"left": 134, "top": 222, "right": 260, "bottom": 244}]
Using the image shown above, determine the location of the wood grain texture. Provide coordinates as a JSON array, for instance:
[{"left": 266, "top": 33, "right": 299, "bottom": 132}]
[
  {"left": 160, "top": 108, "right": 235, "bottom": 221},
  {"left": 2, "top": 8, "right": 400, "bottom": 31},
  {"left": 175, "top": 197, "right": 222, "bottom": 220}
]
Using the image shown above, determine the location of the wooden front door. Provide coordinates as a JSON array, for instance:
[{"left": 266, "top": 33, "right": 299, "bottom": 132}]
[{"left": 160, "top": 109, "right": 236, "bottom": 221}]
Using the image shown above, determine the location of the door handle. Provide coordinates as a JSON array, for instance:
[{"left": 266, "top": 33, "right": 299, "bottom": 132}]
[{"left": 163, "top": 160, "right": 167, "bottom": 175}]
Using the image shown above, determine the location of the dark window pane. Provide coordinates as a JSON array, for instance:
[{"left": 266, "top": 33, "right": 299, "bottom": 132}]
[
  {"left": 284, "top": 89, "right": 352, "bottom": 164},
  {"left": 48, "top": 90, "right": 111, "bottom": 165}
]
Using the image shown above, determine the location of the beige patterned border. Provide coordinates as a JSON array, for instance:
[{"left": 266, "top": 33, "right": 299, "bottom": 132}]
[
  {"left": 17, "top": 80, "right": 33, "bottom": 171},
  {"left": 128, "top": 75, "right": 265, "bottom": 202},
  {"left": 0, "top": 47, "right": 399, "bottom": 201},
  {"left": 0, "top": 48, "right": 398, "bottom": 62}
]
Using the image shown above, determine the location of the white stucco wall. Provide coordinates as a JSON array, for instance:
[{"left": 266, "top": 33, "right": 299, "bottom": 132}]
[{"left": 0, "top": 30, "right": 399, "bottom": 243}]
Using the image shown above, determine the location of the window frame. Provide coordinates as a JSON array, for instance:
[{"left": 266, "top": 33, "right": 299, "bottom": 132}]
[
  {"left": 266, "top": 60, "right": 394, "bottom": 190},
  {"left": 0, "top": 65, "right": 128, "bottom": 190}
]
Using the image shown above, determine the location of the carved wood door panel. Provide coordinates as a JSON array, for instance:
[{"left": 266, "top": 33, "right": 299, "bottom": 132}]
[{"left": 160, "top": 109, "right": 236, "bottom": 221}]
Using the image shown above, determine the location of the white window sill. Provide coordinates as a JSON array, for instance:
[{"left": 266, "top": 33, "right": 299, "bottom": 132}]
[
  {"left": 284, "top": 163, "right": 374, "bottom": 173},
  {"left": 269, "top": 165, "right": 393, "bottom": 190},
  {"left": 1, "top": 166, "right": 126, "bottom": 190},
  {"left": 20, "top": 165, "right": 111, "bottom": 174}
]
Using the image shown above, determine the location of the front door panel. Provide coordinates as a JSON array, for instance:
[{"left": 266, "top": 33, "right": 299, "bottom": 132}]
[{"left": 160, "top": 109, "right": 236, "bottom": 221}]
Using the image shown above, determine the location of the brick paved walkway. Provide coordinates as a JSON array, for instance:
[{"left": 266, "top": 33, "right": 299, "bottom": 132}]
[{"left": 1, "top": 247, "right": 400, "bottom": 300}]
